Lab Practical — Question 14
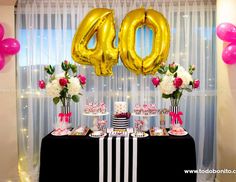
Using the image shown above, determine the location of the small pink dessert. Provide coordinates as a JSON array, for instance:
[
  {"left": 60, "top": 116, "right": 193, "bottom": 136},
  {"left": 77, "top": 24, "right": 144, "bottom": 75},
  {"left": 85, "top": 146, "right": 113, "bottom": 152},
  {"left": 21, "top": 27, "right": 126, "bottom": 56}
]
[
  {"left": 84, "top": 104, "right": 90, "bottom": 113},
  {"left": 149, "top": 104, "right": 158, "bottom": 114},
  {"left": 170, "top": 125, "right": 185, "bottom": 135},
  {"left": 134, "top": 104, "right": 142, "bottom": 114},
  {"left": 88, "top": 102, "right": 93, "bottom": 113},
  {"left": 92, "top": 103, "right": 99, "bottom": 114},
  {"left": 142, "top": 104, "right": 149, "bottom": 115},
  {"left": 100, "top": 102, "right": 106, "bottom": 113}
]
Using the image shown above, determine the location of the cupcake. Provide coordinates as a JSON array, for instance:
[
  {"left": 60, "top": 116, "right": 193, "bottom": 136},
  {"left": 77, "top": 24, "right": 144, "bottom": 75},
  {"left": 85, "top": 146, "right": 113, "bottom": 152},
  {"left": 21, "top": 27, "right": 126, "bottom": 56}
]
[
  {"left": 99, "top": 102, "right": 106, "bottom": 113},
  {"left": 149, "top": 104, "right": 157, "bottom": 114},
  {"left": 84, "top": 104, "right": 90, "bottom": 113},
  {"left": 142, "top": 104, "right": 149, "bottom": 115},
  {"left": 134, "top": 104, "right": 142, "bottom": 114}
]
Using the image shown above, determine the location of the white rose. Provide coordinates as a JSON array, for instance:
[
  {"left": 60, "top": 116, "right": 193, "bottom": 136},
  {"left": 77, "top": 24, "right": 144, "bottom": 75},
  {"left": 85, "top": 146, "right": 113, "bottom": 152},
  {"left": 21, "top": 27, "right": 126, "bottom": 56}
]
[
  {"left": 46, "top": 79, "right": 61, "bottom": 97},
  {"left": 160, "top": 75, "right": 176, "bottom": 95},
  {"left": 177, "top": 70, "right": 193, "bottom": 88},
  {"left": 68, "top": 77, "right": 81, "bottom": 96}
]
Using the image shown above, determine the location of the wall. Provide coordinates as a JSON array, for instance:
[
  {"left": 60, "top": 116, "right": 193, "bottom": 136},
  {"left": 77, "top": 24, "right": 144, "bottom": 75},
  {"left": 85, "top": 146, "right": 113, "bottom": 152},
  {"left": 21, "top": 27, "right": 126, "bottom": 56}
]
[
  {"left": 0, "top": 1, "right": 18, "bottom": 181},
  {"left": 216, "top": 0, "right": 236, "bottom": 182}
]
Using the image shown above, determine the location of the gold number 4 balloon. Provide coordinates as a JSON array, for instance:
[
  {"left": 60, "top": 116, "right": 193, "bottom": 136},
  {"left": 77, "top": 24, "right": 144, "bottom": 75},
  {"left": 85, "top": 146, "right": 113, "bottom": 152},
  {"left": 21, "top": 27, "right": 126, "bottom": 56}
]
[
  {"left": 71, "top": 8, "right": 118, "bottom": 76},
  {"left": 72, "top": 8, "right": 170, "bottom": 76}
]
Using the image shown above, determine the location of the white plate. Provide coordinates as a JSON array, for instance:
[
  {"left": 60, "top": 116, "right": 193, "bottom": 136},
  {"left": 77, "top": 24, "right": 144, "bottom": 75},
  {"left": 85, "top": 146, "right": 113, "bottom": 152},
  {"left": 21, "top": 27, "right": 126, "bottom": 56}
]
[
  {"left": 89, "top": 133, "right": 107, "bottom": 138},
  {"left": 168, "top": 130, "right": 188, "bottom": 136},
  {"left": 131, "top": 133, "right": 149, "bottom": 138},
  {"left": 51, "top": 130, "right": 71, "bottom": 136}
]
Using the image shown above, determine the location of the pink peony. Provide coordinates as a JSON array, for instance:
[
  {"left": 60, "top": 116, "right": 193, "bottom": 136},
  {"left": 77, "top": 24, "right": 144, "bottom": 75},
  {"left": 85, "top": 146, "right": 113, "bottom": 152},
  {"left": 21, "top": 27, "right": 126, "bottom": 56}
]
[
  {"left": 64, "top": 60, "right": 68, "bottom": 64},
  {"left": 173, "top": 77, "right": 183, "bottom": 88},
  {"left": 38, "top": 80, "right": 46, "bottom": 89},
  {"left": 59, "top": 78, "right": 68, "bottom": 86},
  {"left": 78, "top": 74, "right": 86, "bottom": 85},
  {"left": 152, "top": 77, "right": 160, "bottom": 87},
  {"left": 193, "top": 79, "right": 200, "bottom": 88}
]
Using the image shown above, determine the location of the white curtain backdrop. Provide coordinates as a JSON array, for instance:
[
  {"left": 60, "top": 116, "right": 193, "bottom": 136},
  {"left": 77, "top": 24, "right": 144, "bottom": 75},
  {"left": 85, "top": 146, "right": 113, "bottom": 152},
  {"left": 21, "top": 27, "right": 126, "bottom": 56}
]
[{"left": 16, "top": 0, "right": 216, "bottom": 181}]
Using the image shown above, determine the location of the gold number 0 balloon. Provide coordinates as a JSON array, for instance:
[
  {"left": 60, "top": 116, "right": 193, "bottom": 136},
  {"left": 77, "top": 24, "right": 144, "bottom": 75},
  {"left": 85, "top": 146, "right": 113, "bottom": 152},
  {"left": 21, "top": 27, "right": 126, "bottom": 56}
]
[
  {"left": 71, "top": 8, "right": 118, "bottom": 76},
  {"left": 119, "top": 8, "right": 170, "bottom": 75}
]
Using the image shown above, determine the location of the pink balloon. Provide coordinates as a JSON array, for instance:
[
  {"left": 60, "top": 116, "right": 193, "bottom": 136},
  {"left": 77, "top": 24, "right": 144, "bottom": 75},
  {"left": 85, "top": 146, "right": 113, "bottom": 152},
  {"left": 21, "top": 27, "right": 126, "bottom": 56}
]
[
  {"left": 216, "top": 23, "right": 236, "bottom": 42},
  {"left": 0, "top": 53, "right": 5, "bottom": 70},
  {"left": 0, "top": 24, "right": 4, "bottom": 40},
  {"left": 222, "top": 43, "right": 236, "bottom": 64},
  {"left": 0, "top": 38, "right": 20, "bottom": 55}
]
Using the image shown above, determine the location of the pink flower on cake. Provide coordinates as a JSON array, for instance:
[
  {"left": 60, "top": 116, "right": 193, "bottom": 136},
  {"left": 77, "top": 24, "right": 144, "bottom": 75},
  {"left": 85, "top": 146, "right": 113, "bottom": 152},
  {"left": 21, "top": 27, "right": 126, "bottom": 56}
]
[
  {"left": 38, "top": 80, "right": 46, "bottom": 89},
  {"left": 78, "top": 74, "right": 86, "bottom": 85},
  {"left": 193, "top": 79, "right": 200, "bottom": 88},
  {"left": 152, "top": 77, "right": 160, "bottom": 87},
  {"left": 173, "top": 77, "right": 183, "bottom": 88},
  {"left": 59, "top": 78, "right": 68, "bottom": 87}
]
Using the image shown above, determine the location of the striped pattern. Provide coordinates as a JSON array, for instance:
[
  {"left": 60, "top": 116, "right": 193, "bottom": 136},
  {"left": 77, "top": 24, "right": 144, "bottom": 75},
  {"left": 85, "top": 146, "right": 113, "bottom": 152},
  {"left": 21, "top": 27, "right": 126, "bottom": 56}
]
[
  {"left": 99, "top": 137, "right": 138, "bottom": 182},
  {"left": 112, "top": 116, "right": 129, "bottom": 129}
]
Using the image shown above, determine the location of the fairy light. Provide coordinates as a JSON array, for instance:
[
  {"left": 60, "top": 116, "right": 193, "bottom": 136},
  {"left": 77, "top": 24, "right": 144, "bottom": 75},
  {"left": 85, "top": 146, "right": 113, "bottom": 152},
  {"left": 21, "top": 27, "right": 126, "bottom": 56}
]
[
  {"left": 121, "top": 78, "right": 124, "bottom": 81},
  {"left": 126, "top": 95, "right": 130, "bottom": 99}
]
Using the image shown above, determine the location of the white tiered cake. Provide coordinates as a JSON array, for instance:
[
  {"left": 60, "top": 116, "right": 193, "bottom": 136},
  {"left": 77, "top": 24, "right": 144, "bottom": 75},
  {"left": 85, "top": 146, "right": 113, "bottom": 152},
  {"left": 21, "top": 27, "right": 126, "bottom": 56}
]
[{"left": 113, "top": 102, "right": 129, "bottom": 129}]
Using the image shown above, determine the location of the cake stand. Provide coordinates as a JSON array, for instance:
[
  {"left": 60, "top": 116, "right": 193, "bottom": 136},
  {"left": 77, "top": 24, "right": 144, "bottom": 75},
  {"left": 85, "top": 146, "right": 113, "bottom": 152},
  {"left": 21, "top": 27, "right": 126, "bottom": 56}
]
[
  {"left": 132, "top": 113, "right": 158, "bottom": 131},
  {"left": 83, "top": 112, "right": 109, "bottom": 131}
]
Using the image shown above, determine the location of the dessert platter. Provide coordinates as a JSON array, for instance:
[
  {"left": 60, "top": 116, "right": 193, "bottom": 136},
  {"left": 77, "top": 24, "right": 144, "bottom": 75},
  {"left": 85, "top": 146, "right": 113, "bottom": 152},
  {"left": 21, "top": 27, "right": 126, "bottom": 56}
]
[
  {"left": 89, "top": 130, "right": 107, "bottom": 138},
  {"left": 131, "top": 132, "right": 148, "bottom": 138},
  {"left": 150, "top": 127, "right": 169, "bottom": 136},
  {"left": 70, "top": 127, "right": 90, "bottom": 136},
  {"left": 109, "top": 129, "right": 129, "bottom": 137},
  {"left": 168, "top": 125, "right": 188, "bottom": 136}
]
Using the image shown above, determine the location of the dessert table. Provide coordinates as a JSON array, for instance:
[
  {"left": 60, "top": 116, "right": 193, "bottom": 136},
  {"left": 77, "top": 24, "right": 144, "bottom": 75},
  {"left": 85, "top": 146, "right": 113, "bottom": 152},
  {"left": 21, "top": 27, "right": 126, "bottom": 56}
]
[{"left": 39, "top": 130, "right": 196, "bottom": 182}]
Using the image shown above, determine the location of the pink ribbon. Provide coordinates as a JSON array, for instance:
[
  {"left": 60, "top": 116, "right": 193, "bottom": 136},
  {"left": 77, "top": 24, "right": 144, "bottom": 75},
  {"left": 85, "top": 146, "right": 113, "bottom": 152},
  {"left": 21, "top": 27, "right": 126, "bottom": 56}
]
[
  {"left": 169, "top": 111, "right": 183, "bottom": 125},
  {"left": 58, "top": 112, "right": 72, "bottom": 123}
]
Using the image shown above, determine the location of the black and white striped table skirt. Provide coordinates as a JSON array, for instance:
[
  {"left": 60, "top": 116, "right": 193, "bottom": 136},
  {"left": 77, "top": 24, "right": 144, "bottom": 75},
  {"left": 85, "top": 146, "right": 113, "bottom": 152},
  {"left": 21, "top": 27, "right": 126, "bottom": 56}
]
[{"left": 99, "top": 137, "right": 137, "bottom": 182}]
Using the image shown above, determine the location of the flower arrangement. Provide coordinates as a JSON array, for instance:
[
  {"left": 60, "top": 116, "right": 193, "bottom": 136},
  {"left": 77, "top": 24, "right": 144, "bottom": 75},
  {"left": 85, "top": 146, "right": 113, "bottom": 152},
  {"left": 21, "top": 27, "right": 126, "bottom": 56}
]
[
  {"left": 152, "top": 62, "right": 200, "bottom": 105},
  {"left": 134, "top": 120, "right": 144, "bottom": 132},
  {"left": 38, "top": 60, "right": 86, "bottom": 107}
]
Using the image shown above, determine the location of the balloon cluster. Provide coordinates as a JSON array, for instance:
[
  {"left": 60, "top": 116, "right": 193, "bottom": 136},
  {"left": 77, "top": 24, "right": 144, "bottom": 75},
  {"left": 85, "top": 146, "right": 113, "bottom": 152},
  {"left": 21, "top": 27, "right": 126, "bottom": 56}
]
[
  {"left": 0, "top": 23, "right": 20, "bottom": 70},
  {"left": 72, "top": 8, "right": 170, "bottom": 76},
  {"left": 216, "top": 23, "right": 236, "bottom": 64}
]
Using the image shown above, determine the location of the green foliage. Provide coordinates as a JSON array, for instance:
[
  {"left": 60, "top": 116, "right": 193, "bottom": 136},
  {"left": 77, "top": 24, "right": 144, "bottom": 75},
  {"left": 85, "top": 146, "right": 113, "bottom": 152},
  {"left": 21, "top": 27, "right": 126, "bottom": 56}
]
[
  {"left": 162, "top": 94, "right": 170, "bottom": 99},
  {"left": 72, "top": 95, "right": 80, "bottom": 102},
  {"left": 60, "top": 88, "right": 68, "bottom": 98},
  {"left": 53, "top": 97, "right": 60, "bottom": 105},
  {"left": 44, "top": 65, "right": 55, "bottom": 75},
  {"left": 70, "top": 64, "right": 77, "bottom": 74}
]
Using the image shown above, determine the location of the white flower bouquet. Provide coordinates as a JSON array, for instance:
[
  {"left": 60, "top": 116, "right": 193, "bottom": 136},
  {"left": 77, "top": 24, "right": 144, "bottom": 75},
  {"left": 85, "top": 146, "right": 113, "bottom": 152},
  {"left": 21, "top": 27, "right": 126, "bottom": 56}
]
[
  {"left": 152, "top": 62, "right": 200, "bottom": 105},
  {"left": 38, "top": 60, "right": 86, "bottom": 106}
]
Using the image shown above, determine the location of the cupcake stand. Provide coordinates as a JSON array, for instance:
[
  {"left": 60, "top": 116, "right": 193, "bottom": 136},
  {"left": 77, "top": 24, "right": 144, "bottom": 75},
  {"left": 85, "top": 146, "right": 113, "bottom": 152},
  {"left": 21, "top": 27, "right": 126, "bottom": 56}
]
[
  {"left": 132, "top": 113, "right": 158, "bottom": 131},
  {"left": 83, "top": 112, "right": 109, "bottom": 131}
]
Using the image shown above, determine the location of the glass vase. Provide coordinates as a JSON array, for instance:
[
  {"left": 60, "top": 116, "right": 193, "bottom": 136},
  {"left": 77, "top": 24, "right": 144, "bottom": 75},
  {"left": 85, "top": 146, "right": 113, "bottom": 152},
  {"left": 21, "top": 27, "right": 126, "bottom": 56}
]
[
  {"left": 61, "top": 98, "right": 71, "bottom": 122},
  {"left": 169, "top": 98, "right": 180, "bottom": 127}
]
